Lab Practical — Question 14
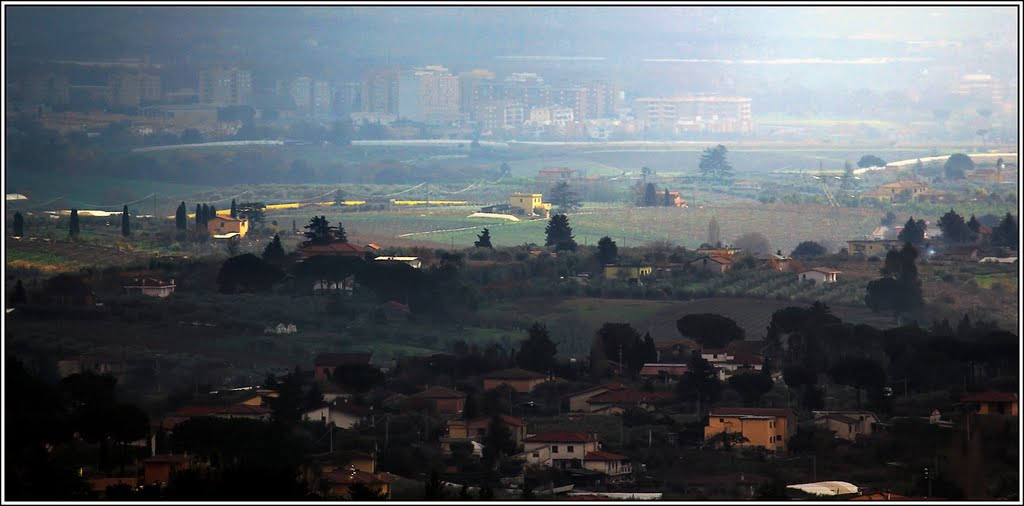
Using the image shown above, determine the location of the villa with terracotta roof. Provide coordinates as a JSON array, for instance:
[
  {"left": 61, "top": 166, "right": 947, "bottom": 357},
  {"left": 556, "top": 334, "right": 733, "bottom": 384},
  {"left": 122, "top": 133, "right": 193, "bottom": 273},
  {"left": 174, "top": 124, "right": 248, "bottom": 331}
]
[
  {"left": 298, "top": 241, "right": 371, "bottom": 258},
  {"left": 586, "top": 389, "right": 675, "bottom": 414},
  {"left": 410, "top": 385, "right": 467, "bottom": 414},
  {"left": 207, "top": 215, "right": 249, "bottom": 238},
  {"left": 442, "top": 414, "right": 528, "bottom": 454},
  {"left": 689, "top": 254, "right": 734, "bottom": 273},
  {"left": 566, "top": 382, "right": 627, "bottom": 412},
  {"left": 639, "top": 363, "right": 688, "bottom": 383},
  {"left": 123, "top": 277, "right": 176, "bottom": 297}
]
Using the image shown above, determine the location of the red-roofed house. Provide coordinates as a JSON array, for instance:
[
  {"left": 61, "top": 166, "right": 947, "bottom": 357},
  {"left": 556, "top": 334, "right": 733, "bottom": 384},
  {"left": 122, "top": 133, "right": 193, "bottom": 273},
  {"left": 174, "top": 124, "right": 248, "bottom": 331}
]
[
  {"left": 523, "top": 432, "right": 600, "bottom": 469},
  {"left": 483, "top": 368, "right": 550, "bottom": 393},
  {"left": 582, "top": 450, "right": 633, "bottom": 482},
  {"left": 210, "top": 404, "right": 272, "bottom": 421},
  {"left": 586, "top": 389, "right": 675, "bottom": 414},
  {"left": 705, "top": 407, "right": 796, "bottom": 451},
  {"left": 566, "top": 383, "right": 627, "bottom": 412},
  {"left": 798, "top": 267, "right": 841, "bottom": 284},
  {"left": 207, "top": 215, "right": 249, "bottom": 238},
  {"left": 961, "top": 391, "right": 1018, "bottom": 416},
  {"left": 298, "top": 241, "right": 370, "bottom": 259}
]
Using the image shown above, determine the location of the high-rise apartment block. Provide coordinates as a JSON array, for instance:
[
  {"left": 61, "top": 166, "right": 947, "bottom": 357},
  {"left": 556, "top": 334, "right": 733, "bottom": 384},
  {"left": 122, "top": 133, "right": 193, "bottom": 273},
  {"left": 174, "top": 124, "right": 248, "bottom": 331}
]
[
  {"left": 199, "top": 66, "right": 253, "bottom": 106},
  {"left": 361, "top": 69, "right": 400, "bottom": 115},
  {"left": 21, "top": 73, "right": 70, "bottom": 106}
]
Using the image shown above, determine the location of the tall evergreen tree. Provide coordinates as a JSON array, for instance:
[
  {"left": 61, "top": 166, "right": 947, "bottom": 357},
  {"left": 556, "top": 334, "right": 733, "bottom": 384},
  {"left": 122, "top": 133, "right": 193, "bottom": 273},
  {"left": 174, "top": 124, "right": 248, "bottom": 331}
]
[
  {"left": 303, "top": 216, "right": 334, "bottom": 245},
  {"left": 597, "top": 236, "right": 618, "bottom": 265},
  {"left": 549, "top": 181, "right": 582, "bottom": 213},
  {"left": 474, "top": 228, "right": 493, "bottom": 248},
  {"left": 230, "top": 199, "right": 238, "bottom": 219},
  {"left": 195, "top": 204, "right": 203, "bottom": 229},
  {"left": 663, "top": 188, "right": 672, "bottom": 207},
  {"left": 938, "top": 209, "right": 972, "bottom": 244},
  {"left": 262, "top": 233, "right": 286, "bottom": 264},
  {"left": 12, "top": 280, "right": 27, "bottom": 306},
  {"left": 334, "top": 220, "right": 347, "bottom": 243},
  {"left": 69, "top": 209, "right": 80, "bottom": 238},
  {"left": 707, "top": 216, "right": 721, "bottom": 247},
  {"left": 175, "top": 202, "right": 187, "bottom": 231},
  {"left": 699, "top": 144, "right": 733, "bottom": 184},
  {"left": 991, "top": 213, "right": 1018, "bottom": 248},
  {"left": 643, "top": 183, "right": 658, "bottom": 206},
  {"left": 121, "top": 205, "right": 130, "bottom": 237},
  {"left": 13, "top": 211, "right": 24, "bottom": 237},
  {"left": 544, "top": 214, "right": 577, "bottom": 251},
  {"left": 517, "top": 322, "right": 558, "bottom": 373},
  {"left": 966, "top": 214, "right": 981, "bottom": 234},
  {"left": 897, "top": 217, "right": 926, "bottom": 245}
]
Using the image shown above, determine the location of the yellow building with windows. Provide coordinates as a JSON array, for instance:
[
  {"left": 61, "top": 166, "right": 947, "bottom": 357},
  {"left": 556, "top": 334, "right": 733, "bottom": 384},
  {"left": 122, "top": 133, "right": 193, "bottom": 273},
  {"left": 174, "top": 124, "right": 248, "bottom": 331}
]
[
  {"left": 207, "top": 215, "right": 249, "bottom": 238},
  {"left": 705, "top": 407, "right": 796, "bottom": 451},
  {"left": 509, "top": 192, "right": 552, "bottom": 218},
  {"left": 603, "top": 265, "right": 654, "bottom": 281}
]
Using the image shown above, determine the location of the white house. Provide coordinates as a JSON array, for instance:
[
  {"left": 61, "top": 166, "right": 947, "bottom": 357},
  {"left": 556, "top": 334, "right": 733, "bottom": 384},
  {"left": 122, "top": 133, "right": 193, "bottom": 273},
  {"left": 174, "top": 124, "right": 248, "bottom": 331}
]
[
  {"left": 302, "top": 403, "right": 372, "bottom": 429},
  {"left": 798, "top": 267, "right": 841, "bottom": 284},
  {"left": 374, "top": 256, "right": 422, "bottom": 269},
  {"left": 522, "top": 432, "right": 600, "bottom": 470}
]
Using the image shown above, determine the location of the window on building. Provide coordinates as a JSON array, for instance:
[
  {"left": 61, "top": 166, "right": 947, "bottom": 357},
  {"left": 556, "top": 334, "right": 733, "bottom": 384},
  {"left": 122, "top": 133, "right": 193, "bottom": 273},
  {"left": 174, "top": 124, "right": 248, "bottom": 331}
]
[
  {"left": 567, "top": 445, "right": 574, "bottom": 453},
  {"left": 552, "top": 446, "right": 559, "bottom": 454},
  {"left": 719, "top": 418, "right": 724, "bottom": 422},
  {"left": 533, "top": 451, "right": 540, "bottom": 458}
]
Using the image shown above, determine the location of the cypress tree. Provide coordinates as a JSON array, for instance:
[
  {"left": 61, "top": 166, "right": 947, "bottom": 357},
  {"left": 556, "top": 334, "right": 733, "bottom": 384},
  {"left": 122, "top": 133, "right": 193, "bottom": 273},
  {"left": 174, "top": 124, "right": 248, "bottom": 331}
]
[
  {"left": 121, "top": 205, "right": 130, "bottom": 237},
  {"left": 13, "top": 211, "right": 24, "bottom": 237},
  {"left": 69, "top": 209, "right": 80, "bottom": 238},
  {"left": 12, "top": 280, "right": 27, "bottom": 306},
  {"left": 262, "top": 233, "right": 286, "bottom": 264},
  {"left": 195, "top": 204, "right": 203, "bottom": 228},
  {"left": 175, "top": 202, "right": 187, "bottom": 231},
  {"left": 230, "top": 199, "right": 238, "bottom": 219}
]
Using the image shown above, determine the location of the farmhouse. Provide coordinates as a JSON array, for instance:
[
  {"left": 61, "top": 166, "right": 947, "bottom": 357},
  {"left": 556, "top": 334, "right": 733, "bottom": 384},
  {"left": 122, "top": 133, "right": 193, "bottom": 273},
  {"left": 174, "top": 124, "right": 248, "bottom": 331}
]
[
  {"left": 442, "top": 414, "right": 528, "bottom": 454},
  {"left": 566, "top": 382, "right": 627, "bottom": 412},
  {"left": 298, "top": 241, "right": 372, "bottom": 259},
  {"left": 938, "top": 246, "right": 979, "bottom": 262},
  {"left": 861, "top": 180, "right": 929, "bottom": 202},
  {"left": 582, "top": 451, "right": 633, "bottom": 483},
  {"left": 960, "top": 391, "right": 1018, "bottom": 416},
  {"left": 123, "top": 277, "right": 176, "bottom": 298},
  {"left": 302, "top": 403, "right": 372, "bottom": 429},
  {"left": 586, "top": 389, "right": 675, "bottom": 414},
  {"left": 410, "top": 385, "right": 466, "bottom": 414},
  {"left": 508, "top": 192, "right": 553, "bottom": 218},
  {"left": 207, "top": 215, "right": 249, "bottom": 238},
  {"left": 705, "top": 407, "right": 796, "bottom": 451},
  {"left": 689, "top": 255, "right": 733, "bottom": 273},
  {"left": 639, "top": 363, "right": 688, "bottom": 383},
  {"left": 798, "top": 267, "right": 841, "bottom": 284},
  {"left": 537, "top": 167, "right": 576, "bottom": 182}
]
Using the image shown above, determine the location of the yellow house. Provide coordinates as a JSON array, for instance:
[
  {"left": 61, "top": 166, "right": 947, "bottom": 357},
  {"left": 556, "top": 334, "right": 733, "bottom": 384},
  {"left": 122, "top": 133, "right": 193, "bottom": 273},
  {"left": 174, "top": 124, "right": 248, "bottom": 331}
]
[
  {"left": 207, "top": 215, "right": 249, "bottom": 238},
  {"left": 603, "top": 265, "right": 654, "bottom": 281},
  {"left": 509, "top": 192, "right": 552, "bottom": 218},
  {"left": 442, "top": 414, "right": 528, "bottom": 454},
  {"left": 961, "top": 391, "right": 1019, "bottom": 416},
  {"left": 705, "top": 407, "right": 796, "bottom": 451}
]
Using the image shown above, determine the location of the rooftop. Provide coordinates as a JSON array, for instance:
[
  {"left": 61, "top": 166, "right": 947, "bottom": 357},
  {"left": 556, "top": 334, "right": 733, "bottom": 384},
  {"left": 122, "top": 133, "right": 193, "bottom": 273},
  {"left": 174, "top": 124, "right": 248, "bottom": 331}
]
[
  {"left": 314, "top": 352, "right": 373, "bottom": 367},
  {"left": 709, "top": 407, "right": 793, "bottom": 418},
  {"left": 411, "top": 385, "right": 466, "bottom": 400},
  {"left": 583, "top": 450, "right": 629, "bottom": 461},
  {"left": 961, "top": 391, "right": 1018, "bottom": 403},
  {"left": 524, "top": 431, "right": 599, "bottom": 443},
  {"left": 484, "top": 368, "right": 546, "bottom": 380}
]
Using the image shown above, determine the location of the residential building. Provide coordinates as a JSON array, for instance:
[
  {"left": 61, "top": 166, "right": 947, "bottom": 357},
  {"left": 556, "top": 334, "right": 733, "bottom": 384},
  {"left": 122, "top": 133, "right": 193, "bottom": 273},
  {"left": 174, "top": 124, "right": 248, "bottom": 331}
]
[
  {"left": 21, "top": 73, "right": 70, "bottom": 106},
  {"left": 603, "top": 265, "right": 654, "bottom": 283},
  {"left": 107, "top": 72, "right": 161, "bottom": 107},
  {"left": 410, "top": 386, "right": 466, "bottom": 414},
  {"left": 861, "top": 180, "right": 929, "bottom": 202},
  {"left": 812, "top": 411, "right": 881, "bottom": 442},
  {"left": 209, "top": 404, "right": 272, "bottom": 421},
  {"left": 289, "top": 76, "right": 313, "bottom": 113},
  {"left": 206, "top": 215, "right": 248, "bottom": 238},
  {"left": 566, "top": 383, "right": 627, "bottom": 413},
  {"left": 529, "top": 106, "right": 574, "bottom": 125},
  {"left": 503, "top": 73, "right": 551, "bottom": 110},
  {"left": 522, "top": 432, "right": 600, "bottom": 470},
  {"left": 961, "top": 391, "right": 1018, "bottom": 416},
  {"left": 362, "top": 69, "right": 400, "bottom": 115},
  {"left": 585, "top": 389, "right": 675, "bottom": 414},
  {"left": 940, "top": 246, "right": 979, "bottom": 262},
  {"left": 442, "top": 414, "right": 528, "bottom": 454},
  {"left": 122, "top": 278, "right": 176, "bottom": 298},
  {"left": 587, "top": 80, "right": 621, "bottom": 120},
  {"left": 634, "top": 96, "right": 753, "bottom": 134},
  {"left": 312, "top": 80, "right": 334, "bottom": 117},
  {"left": 198, "top": 66, "right": 252, "bottom": 106},
  {"left": 313, "top": 352, "right": 373, "bottom": 382},
  {"left": 397, "top": 65, "right": 460, "bottom": 124},
  {"left": 333, "top": 81, "right": 361, "bottom": 116},
  {"left": 301, "top": 403, "right": 371, "bottom": 429},
  {"left": 954, "top": 73, "right": 1002, "bottom": 103},
  {"left": 705, "top": 407, "right": 796, "bottom": 451},
  {"left": 553, "top": 86, "right": 591, "bottom": 122},
  {"left": 846, "top": 240, "right": 902, "bottom": 258},
  {"left": 639, "top": 364, "right": 689, "bottom": 383},
  {"left": 508, "top": 192, "right": 552, "bottom": 218},
  {"left": 798, "top": 267, "right": 841, "bottom": 284},
  {"left": 298, "top": 241, "right": 371, "bottom": 259},
  {"left": 582, "top": 451, "right": 632, "bottom": 483},
  {"left": 476, "top": 99, "right": 525, "bottom": 131},
  {"left": 143, "top": 455, "right": 192, "bottom": 486},
  {"left": 536, "top": 167, "right": 576, "bottom": 182},
  {"left": 689, "top": 255, "right": 734, "bottom": 273},
  {"left": 457, "top": 69, "right": 497, "bottom": 118},
  {"left": 483, "top": 368, "right": 549, "bottom": 393}
]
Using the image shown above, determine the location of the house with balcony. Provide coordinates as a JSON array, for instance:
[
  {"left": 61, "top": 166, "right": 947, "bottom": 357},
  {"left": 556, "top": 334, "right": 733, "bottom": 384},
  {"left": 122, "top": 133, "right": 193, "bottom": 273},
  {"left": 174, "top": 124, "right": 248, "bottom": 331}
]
[
  {"left": 522, "top": 431, "right": 600, "bottom": 470},
  {"left": 812, "top": 410, "right": 881, "bottom": 442}
]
